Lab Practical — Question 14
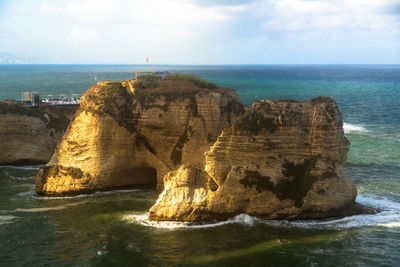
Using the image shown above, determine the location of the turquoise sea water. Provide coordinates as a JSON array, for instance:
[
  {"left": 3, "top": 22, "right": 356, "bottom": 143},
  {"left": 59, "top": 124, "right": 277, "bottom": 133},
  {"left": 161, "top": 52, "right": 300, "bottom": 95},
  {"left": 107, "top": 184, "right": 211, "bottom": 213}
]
[{"left": 0, "top": 65, "right": 399, "bottom": 266}]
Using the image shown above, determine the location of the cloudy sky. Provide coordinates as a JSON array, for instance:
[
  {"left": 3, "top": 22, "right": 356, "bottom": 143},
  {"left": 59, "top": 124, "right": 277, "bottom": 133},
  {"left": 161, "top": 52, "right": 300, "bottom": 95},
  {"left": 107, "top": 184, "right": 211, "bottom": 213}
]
[{"left": 0, "top": 0, "right": 399, "bottom": 64}]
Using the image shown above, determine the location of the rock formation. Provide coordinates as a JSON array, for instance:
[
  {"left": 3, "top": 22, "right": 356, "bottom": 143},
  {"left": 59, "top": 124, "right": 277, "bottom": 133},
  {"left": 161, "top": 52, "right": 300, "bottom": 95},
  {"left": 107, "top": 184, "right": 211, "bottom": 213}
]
[
  {"left": 36, "top": 80, "right": 243, "bottom": 195},
  {"left": 34, "top": 77, "right": 366, "bottom": 221},
  {"left": 0, "top": 100, "right": 78, "bottom": 165},
  {"left": 149, "top": 97, "right": 363, "bottom": 221}
]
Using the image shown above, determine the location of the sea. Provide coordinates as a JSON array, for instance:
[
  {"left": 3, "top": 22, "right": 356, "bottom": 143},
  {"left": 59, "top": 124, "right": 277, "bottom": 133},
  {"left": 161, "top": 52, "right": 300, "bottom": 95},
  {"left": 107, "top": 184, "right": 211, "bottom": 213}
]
[{"left": 0, "top": 64, "right": 399, "bottom": 266}]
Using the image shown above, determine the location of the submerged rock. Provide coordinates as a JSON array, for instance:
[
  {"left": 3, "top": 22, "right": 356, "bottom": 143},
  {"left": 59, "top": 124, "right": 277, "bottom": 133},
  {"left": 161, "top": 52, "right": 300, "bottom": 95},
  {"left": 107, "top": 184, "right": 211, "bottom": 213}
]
[{"left": 149, "top": 97, "right": 362, "bottom": 221}]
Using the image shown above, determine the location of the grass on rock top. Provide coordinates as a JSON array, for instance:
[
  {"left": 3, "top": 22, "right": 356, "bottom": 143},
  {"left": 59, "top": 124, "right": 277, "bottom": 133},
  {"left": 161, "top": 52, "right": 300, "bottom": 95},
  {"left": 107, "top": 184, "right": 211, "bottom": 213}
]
[
  {"left": 84, "top": 82, "right": 126, "bottom": 103},
  {"left": 164, "top": 73, "right": 216, "bottom": 89},
  {"left": 133, "top": 74, "right": 232, "bottom": 104},
  {"left": 84, "top": 74, "right": 225, "bottom": 105}
]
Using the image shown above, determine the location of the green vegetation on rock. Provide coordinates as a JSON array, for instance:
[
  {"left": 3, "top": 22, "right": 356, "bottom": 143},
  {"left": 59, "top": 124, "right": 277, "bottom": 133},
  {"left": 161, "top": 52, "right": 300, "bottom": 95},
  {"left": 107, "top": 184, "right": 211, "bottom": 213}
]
[
  {"left": 137, "top": 74, "right": 162, "bottom": 82},
  {"left": 164, "top": 73, "right": 216, "bottom": 89},
  {"left": 86, "top": 82, "right": 127, "bottom": 102}
]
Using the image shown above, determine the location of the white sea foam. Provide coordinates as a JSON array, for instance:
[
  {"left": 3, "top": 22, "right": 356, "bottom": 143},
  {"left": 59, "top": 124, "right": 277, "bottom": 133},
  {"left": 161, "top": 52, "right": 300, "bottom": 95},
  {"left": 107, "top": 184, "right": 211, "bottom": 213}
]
[
  {"left": 122, "top": 213, "right": 256, "bottom": 230},
  {"left": 1, "top": 169, "right": 30, "bottom": 181},
  {"left": 357, "top": 195, "right": 400, "bottom": 211},
  {"left": 8, "top": 174, "right": 30, "bottom": 181},
  {"left": 379, "top": 222, "right": 400, "bottom": 228},
  {"left": 0, "top": 215, "right": 18, "bottom": 225},
  {"left": 34, "top": 189, "right": 141, "bottom": 200},
  {"left": 16, "top": 191, "right": 36, "bottom": 198},
  {"left": 343, "top": 123, "right": 370, "bottom": 134},
  {"left": 258, "top": 195, "right": 400, "bottom": 230},
  {"left": 12, "top": 202, "right": 84, "bottom": 213},
  {"left": 123, "top": 195, "right": 400, "bottom": 230},
  {"left": 0, "top": 165, "right": 43, "bottom": 170}
]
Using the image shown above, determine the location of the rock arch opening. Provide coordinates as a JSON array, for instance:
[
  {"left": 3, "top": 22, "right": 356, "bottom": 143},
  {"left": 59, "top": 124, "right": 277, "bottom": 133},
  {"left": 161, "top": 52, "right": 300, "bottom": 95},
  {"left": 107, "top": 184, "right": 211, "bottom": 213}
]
[{"left": 108, "top": 166, "right": 158, "bottom": 190}]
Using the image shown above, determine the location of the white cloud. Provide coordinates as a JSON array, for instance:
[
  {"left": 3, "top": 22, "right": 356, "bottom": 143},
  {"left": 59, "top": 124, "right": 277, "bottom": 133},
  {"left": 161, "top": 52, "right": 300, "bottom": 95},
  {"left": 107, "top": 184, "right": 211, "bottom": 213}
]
[
  {"left": 259, "top": 0, "right": 400, "bottom": 32},
  {"left": 40, "top": 4, "right": 53, "bottom": 14},
  {"left": 271, "top": 0, "right": 337, "bottom": 16},
  {"left": 66, "top": 0, "right": 114, "bottom": 23},
  {"left": 63, "top": 0, "right": 235, "bottom": 24},
  {"left": 65, "top": 26, "right": 99, "bottom": 45},
  {"left": 1, "top": 0, "right": 399, "bottom": 63},
  {"left": 39, "top": 0, "right": 246, "bottom": 48}
]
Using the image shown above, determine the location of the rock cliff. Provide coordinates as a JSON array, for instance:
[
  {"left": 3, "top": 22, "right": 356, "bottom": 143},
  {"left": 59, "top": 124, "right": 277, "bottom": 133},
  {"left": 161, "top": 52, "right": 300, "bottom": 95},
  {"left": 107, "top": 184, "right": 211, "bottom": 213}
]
[
  {"left": 36, "top": 80, "right": 243, "bottom": 195},
  {"left": 149, "top": 97, "right": 364, "bottom": 221},
  {"left": 34, "top": 77, "right": 366, "bottom": 221},
  {"left": 0, "top": 100, "right": 78, "bottom": 165}
]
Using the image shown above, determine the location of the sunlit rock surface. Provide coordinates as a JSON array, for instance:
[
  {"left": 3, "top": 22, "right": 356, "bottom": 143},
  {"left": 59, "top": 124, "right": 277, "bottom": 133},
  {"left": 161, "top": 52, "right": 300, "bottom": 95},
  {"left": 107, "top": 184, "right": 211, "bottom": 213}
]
[
  {"left": 34, "top": 78, "right": 367, "bottom": 220},
  {"left": 149, "top": 97, "right": 366, "bottom": 221},
  {"left": 36, "top": 80, "right": 243, "bottom": 195}
]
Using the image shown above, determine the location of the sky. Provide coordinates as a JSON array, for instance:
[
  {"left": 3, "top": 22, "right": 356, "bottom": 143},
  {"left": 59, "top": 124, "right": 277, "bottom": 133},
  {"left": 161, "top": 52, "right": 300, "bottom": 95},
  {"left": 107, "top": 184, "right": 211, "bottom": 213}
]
[{"left": 0, "top": 0, "right": 399, "bottom": 64}]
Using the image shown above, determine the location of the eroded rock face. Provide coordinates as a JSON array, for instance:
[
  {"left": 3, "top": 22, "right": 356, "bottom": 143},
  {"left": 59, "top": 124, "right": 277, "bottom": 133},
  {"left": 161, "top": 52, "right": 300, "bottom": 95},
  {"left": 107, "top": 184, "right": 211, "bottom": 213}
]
[
  {"left": 0, "top": 100, "right": 78, "bottom": 165},
  {"left": 149, "top": 97, "right": 360, "bottom": 221},
  {"left": 36, "top": 80, "right": 243, "bottom": 195}
]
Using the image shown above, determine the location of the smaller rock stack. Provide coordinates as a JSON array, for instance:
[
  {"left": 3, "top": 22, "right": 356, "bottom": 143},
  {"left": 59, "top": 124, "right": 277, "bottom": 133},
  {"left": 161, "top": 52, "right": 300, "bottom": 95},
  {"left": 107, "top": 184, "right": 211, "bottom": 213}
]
[{"left": 149, "top": 97, "right": 364, "bottom": 221}]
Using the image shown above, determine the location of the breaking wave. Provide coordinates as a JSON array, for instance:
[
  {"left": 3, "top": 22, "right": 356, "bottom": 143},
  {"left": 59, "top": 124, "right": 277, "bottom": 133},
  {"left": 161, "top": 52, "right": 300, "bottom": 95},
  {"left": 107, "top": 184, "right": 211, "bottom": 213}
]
[
  {"left": 123, "top": 195, "right": 400, "bottom": 230},
  {"left": 0, "top": 215, "right": 18, "bottom": 225},
  {"left": 34, "top": 189, "right": 142, "bottom": 200},
  {"left": 0, "top": 165, "right": 43, "bottom": 170},
  {"left": 122, "top": 213, "right": 257, "bottom": 229},
  {"left": 1, "top": 169, "right": 34, "bottom": 181},
  {"left": 343, "top": 123, "right": 370, "bottom": 134},
  {"left": 10, "top": 202, "right": 85, "bottom": 213},
  {"left": 8, "top": 174, "right": 30, "bottom": 181}
]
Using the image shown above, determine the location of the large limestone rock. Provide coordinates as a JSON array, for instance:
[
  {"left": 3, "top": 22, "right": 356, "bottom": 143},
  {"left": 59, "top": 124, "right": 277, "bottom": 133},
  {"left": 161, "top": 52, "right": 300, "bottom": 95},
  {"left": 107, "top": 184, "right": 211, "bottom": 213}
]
[
  {"left": 0, "top": 100, "right": 77, "bottom": 165},
  {"left": 36, "top": 80, "right": 243, "bottom": 196},
  {"left": 149, "top": 97, "right": 362, "bottom": 221}
]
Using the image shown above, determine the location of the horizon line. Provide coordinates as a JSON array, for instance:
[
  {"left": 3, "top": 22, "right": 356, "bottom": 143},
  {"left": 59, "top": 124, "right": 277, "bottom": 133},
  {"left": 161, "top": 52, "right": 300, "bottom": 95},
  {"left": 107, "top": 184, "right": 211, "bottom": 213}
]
[{"left": 1, "top": 63, "right": 400, "bottom": 66}]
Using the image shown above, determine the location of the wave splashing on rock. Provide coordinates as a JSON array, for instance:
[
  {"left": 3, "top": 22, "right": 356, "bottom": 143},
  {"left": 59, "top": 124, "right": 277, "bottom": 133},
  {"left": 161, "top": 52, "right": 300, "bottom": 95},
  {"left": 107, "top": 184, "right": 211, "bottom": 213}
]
[{"left": 124, "top": 195, "right": 400, "bottom": 230}]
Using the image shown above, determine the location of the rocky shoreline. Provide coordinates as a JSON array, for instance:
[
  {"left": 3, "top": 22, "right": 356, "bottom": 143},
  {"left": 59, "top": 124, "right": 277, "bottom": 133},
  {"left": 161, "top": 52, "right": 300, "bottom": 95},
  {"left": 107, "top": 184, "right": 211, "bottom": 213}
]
[{"left": 0, "top": 100, "right": 78, "bottom": 165}]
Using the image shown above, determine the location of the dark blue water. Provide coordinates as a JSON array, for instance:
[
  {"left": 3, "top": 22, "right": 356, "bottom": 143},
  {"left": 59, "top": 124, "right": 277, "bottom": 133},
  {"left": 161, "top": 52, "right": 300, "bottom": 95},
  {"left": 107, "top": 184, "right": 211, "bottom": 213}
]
[{"left": 0, "top": 65, "right": 399, "bottom": 266}]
